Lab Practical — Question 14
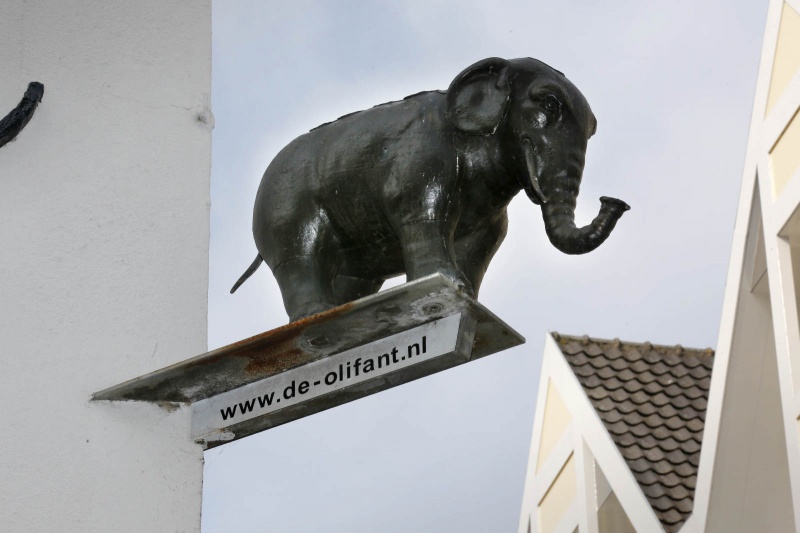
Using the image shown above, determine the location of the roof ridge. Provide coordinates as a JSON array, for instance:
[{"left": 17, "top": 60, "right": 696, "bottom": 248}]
[{"left": 551, "top": 331, "right": 714, "bottom": 358}]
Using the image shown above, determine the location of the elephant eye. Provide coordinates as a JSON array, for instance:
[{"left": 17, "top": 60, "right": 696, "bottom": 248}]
[{"left": 541, "top": 95, "right": 561, "bottom": 115}]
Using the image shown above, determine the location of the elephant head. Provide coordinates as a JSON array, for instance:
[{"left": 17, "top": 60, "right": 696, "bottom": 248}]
[{"left": 446, "top": 57, "right": 629, "bottom": 254}]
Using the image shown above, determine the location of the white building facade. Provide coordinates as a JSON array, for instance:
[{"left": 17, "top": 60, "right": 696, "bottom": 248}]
[{"left": 0, "top": 2, "right": 212, "bottom": 531}]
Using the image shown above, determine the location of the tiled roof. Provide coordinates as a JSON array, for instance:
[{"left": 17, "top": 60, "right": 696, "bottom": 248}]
[{"left": 553, "top": 333, "right": 714, "bottom": 532}]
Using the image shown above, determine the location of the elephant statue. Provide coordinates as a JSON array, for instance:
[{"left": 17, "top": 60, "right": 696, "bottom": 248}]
[{"left": 231, "top": 57, "right": 629, "bottom": 322}]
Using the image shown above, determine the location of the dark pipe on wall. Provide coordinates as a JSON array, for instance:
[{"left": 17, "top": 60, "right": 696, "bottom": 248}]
[{"left": 0, "top": 82, "right": 44, "bottom": 149}]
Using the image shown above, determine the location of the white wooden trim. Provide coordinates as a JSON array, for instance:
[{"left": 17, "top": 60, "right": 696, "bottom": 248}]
[
  {"left": 763, "top": 209, "right": 800, "bottom": 533},
  {"left": 680, "top": 514, "right": 697, "bottom": 533},
  {"left": 758, "top": 154, "right": 778, "bottom": 234},
  {"left": 533, "top": 428, "right": 576, "bottom": 505},
  {"left": 762, "top": 79, "right": 800, "bottom": 151},
  {"left": 518, "top": 338, "right": 560, "bottom": 533},
  {"left": 545, "top": 334, "right": 664, "bottom": 532},
  {"left": 551, "top": 500, "right": 579, "bottom": 533},
  {"left": 755, "top": 0, "right": 787, "bottom": 128},
  {"left": 772, "top": 170, "right": 800, "bottom": 236},
  {"left": 595, "top": 460, "right": 612, "bottom": 510},
  {"left": 576, "top": 437, "right": 599, "bottom": 533},
  {"left": 682, "top": 179, "right": 758, "bottom": 531},
  {"left": 755, "top": 6, "right": 800, "bottom": 521},
  {"left": 691, "top": 0, "right": 789, "bottom": 527},
  {"left": 769, "top": 235, "right": 800, "bottom": 385},
  {"left": 762, "top": 80, "right": 800, "bottom": 209}
]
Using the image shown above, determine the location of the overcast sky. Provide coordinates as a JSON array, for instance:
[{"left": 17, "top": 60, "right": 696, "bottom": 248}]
[{"left": 201, "top": 1, "right": 768, "bottom": 531}]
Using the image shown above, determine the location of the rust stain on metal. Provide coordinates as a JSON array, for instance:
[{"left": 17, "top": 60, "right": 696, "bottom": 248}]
[
  {"left": 244, "top": 347, "right": 305, "bottom": 376},
  {"left": 186, "top": 302, "right": 354, "bottom": 377},
  {"left": 183, "top": 321, "right": 302, "bottom": 371},
  {"left": 241, "top": 303, "right": 356, "bottom": 373},
  {"left": 91, "top": 275, "right": 524, "bottom": 408}
]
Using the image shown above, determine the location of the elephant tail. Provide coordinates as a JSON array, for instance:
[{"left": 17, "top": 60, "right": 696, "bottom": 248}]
[{"left": 230, "top": 254, "right": 263, "bottom": 294}]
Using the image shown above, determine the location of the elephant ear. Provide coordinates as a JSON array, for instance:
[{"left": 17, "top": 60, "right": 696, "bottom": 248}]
[{"left": 446, "top": 57, "right": 511, "bottom": 135}]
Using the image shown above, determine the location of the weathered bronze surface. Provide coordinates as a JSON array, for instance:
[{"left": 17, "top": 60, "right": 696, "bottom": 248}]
[{"left": 232, "top": 58, "right": 629, "bottom": 321}]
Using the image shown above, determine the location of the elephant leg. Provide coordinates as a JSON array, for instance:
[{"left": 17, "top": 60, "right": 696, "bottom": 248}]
[
  {"left": 397, "top": 219, "right": 473, "bottom": 295},
  {"left": 272, "top": 256, "right": 337, "bottom": 322},
  {"left": 263, "top": 207, "right": 344, "bottom": 321},
  {"left": 332, "top": 275, "right": 384, "bottom": 304},
  {"left": 454, "top": 215, "right": 509, "bottom": 298}
]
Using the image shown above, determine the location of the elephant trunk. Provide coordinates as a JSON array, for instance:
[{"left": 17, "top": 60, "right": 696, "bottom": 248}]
[
  {"left": 522, "top": 138, "right": 629, "bottom": 254},
  {"left": 541, "top": 193, "right": 630, "bottom": 255}
]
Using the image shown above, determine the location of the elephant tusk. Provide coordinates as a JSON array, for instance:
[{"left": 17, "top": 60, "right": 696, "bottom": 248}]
[
  {"left": 522, "top": 138, "right": 548, "bottom": 205},
  {"left": 529, "top": 172, "right": 549, "bottom": 205}
]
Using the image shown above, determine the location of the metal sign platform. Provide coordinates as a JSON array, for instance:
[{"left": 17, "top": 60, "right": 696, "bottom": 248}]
[{"left": 93, "top": 274, "right": 524, "bottom": 447}]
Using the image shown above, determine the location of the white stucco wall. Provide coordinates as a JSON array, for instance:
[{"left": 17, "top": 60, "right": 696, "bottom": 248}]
[{"left": 0, "top": 2, "right": 211, "bottom": 531}]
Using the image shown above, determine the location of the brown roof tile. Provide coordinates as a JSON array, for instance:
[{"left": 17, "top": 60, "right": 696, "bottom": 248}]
[
  {"left": 660, "top": 472, "right": 682, "bottom": 488},
  {"left": 552, "top": 333, "right": 714, "bottom": 533},
  {"left": 660, "top": 508, "right": 685, "bottom": 526}
]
